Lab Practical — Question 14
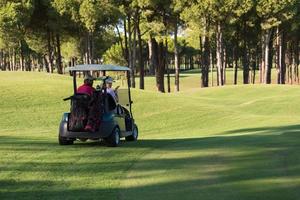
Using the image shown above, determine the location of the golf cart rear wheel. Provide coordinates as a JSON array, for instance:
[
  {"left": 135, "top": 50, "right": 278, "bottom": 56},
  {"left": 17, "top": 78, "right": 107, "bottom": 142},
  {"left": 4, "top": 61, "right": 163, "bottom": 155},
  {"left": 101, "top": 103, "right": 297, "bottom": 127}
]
[
  {"left": 106, "top": 127, "right": 120, "bottom": 147},
  {"left": 125, "top": 124, "right": 138, "bottom": 141},
  {"left": 58, "top": 136, "right": 74, "bottom": 145}
]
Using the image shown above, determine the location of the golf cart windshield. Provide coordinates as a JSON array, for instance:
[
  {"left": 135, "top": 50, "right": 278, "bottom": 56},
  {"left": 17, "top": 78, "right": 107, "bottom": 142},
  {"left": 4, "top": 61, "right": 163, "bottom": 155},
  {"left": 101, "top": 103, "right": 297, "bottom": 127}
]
[{"left": 118, "top": 88, "right": 130, "bottom": 107}]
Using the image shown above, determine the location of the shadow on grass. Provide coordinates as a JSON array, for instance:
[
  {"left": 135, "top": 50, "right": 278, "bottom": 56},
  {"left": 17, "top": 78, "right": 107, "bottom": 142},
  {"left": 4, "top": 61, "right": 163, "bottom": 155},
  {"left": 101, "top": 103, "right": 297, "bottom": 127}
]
[
  {"left": 180, "top": 69, "right": 201, "bottom": 74},
  {"left": 223, "top": 124, "right": 300, "bottom": 136},
  {"left": 1, "top": 124, "right": 300, "bottom": 200},
  {"left": 138, "top": 74, "right": 192, "bottom": 79}
]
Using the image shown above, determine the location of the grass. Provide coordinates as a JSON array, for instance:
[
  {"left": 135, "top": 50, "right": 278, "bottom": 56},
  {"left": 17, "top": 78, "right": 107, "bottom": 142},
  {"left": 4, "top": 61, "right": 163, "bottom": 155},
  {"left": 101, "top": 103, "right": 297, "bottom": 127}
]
[
  {"left": 133, "top": 68, "right": 298, "bottom": 92},
  {"left": 0, "top": 71, "right": 300, "bottom": 199}
]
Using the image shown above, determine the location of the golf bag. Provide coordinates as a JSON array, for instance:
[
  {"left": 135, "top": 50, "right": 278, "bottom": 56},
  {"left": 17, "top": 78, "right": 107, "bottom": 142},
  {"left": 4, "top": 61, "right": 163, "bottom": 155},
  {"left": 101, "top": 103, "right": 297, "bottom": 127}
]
[
  {"left": 85, "top": 91, "right": 103, "bottom": 132},
  {"left": 68, "top": 94, "right": 91, "bottom": 132}
]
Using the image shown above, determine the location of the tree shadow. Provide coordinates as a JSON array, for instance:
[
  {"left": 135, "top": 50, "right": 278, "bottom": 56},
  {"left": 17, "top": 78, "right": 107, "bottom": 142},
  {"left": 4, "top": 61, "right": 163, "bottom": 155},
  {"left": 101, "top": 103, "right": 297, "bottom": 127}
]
[
  {"left": 119, "top": 124, "right": 300, "bottom": 200},
  {"left": 223, "top": 124, "right": 300, "bottom": 136}
]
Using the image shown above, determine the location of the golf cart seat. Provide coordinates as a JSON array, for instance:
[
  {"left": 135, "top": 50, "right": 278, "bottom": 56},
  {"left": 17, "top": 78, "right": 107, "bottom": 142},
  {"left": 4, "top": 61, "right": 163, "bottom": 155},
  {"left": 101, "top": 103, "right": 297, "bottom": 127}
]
[{"left": 106, "top": 93, "right": 117, "bottom": 111}]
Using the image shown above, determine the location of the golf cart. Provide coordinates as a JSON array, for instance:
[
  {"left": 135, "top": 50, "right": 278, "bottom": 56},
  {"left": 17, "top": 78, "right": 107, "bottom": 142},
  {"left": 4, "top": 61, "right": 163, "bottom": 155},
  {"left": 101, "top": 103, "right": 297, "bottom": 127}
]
[{"left": 58, "top": 64, "right": 138, "bottom": 147}]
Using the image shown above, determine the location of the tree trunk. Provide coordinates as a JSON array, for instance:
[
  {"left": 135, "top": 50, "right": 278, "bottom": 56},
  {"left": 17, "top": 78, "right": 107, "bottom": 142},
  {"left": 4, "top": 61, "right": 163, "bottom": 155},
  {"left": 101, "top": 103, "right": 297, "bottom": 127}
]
[
  {"left": 149, "top": 36, "right": 158, "bottom": 76},
  {"left": 263, "top": 29, "right": 272, "bottom": 84},
  {"left": 38, "top": 56, "right": 43, "bottom": 71},
  {"left": 294, "top": 37, "right": 299, "bottom": 84},
  {"left": 201, "top": 33, "right": 210, "bottom": 87},
  {"left": 8, "top": 49, "right": 12, "bottom": 71},
  {"left": 276, "top": 27, "right": 280, "bottom": 84},
  {"left": 12, "top": 49, "right": 16, "bottom": 71},
  {"left": 131, "top": 10, "right": 138, "bottom": 88},
  {"left": 19, "top": 41, "right": 25, "bottom": 71},
  {"left": 287, "top": 42, "right": 293, "bottom": 84},
  {"left": 0, "top": 50, "right": 2, "bottom": 70},
  {"left": 216, "top": 22, "right": 224, "bottom": 86},
  {"left": 7, "top": 50, "right": 10, "bottom": 71},
  {"left": 266, "top": 31, "right": 273, "bottom": 84},
  {"left": 190, "top": 57, "right": 194, "bottom": 69},
  {"left": 253, "top": 49, "right": 259, "bottom": 84},
  {"left": 137, "top": 15, "right": 144, "bottom": 90},
  {"left": 223, "top": 47, "right": 227, "bottom": 84},
  {"left": 210, "top": 51, "right": 213, "bottom": 86},
  {"left": 233, "top": 46, "right": 238, "bottom": 85},
  {"left": 0, "top": 50, "right": 4, "bottom": 70},
  {"left": 166, "top": 38, "right": 171, "bottom": 93},
  {"left": 89, "top": 32, "right": 94, "bottom": 64},
  {"left": 148, "top": 38, "right": 155, "bottom": 75},
  {"left": 56, "top": 33, "right": 63, "bottom": 74},
  {"left": 242, "top": 43, "right": 250, "bottom": 84},
  {"left": 277, "top": 29, "right": 286, "bottom": 84},
  {"left": 43, "top": 55, "right": 49, "bottom": 72},
  {"left": 127, "top": 14, "right": 135, "bottom": 87},
  {"left": 174, "top": 16, "right": 180, "bottom": 91},
  {"left": 4, "top": 51, "right": 8, "bottom": 71},
  {"left": 252, "top": 57, "right": 256, "bottom": 84},
  {"left": 157, "top": 41, "right": 165, "bottom": 92},
  {"left": 86, "top": 32, "right": 90, "bottom": 64},
  {"left": 260, "top": 34, "right": 265, "bottom": 83},
  {"left": 47, "top": 29, "right": 53, "bottom": 73},
  {"left": 27, "top": 54, "right": 32, "bottom": 71},
  {"left": 85, "top": 32, "right": 92, "bottom": 64},
  {"left": 123, "top": 18, "right": 129, "bottom": 65},
  {"left": 116, "top": 25, "right": 126, "bottom": 62}
]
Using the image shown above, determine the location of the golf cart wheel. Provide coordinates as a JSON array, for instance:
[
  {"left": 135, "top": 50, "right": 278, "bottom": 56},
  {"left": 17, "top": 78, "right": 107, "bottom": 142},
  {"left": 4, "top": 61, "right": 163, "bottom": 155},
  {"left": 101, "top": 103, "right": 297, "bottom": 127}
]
[
  {"left": 58, "top": 136, "right": 74, "bottom": 145},
  {"left": 106, "top": 127, "right": 120, "bottom": 147},
  {"left": 125, "top": 124, "right": 138, "bottom": 141}
]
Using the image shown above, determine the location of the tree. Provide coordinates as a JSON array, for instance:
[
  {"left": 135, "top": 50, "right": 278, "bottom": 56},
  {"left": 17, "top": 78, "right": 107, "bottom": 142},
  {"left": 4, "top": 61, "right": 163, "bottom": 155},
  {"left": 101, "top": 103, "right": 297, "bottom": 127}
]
[
  {"left": 257, "top": 0, "right": 297, "bottom": 84},
  {"left": 135, "top": 0, "right": 171, "bottom": 92},
  {"left": 103, "top": 43, "right": 127, "bottom": 65},
  {"left": 0, "top": 1, "right": 33, "bottom": 71}
]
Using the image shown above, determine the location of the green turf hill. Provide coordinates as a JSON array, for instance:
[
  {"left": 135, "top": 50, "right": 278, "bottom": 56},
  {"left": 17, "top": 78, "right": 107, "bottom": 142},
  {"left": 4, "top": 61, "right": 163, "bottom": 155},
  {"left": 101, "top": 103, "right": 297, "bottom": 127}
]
[{"left": 0, "top": 72, "right": 300, "bottom": 200}]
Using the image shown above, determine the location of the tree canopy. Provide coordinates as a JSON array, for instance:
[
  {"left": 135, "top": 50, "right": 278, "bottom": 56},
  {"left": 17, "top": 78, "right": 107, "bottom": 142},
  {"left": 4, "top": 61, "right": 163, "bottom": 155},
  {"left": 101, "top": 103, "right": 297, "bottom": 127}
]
[{"left": 1, "top": 0, "right": 300, "bottom": 91}]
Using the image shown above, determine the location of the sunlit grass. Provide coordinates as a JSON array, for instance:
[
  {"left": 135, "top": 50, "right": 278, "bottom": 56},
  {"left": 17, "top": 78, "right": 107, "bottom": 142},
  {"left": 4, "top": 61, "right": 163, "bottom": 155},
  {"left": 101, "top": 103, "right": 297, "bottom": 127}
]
[{"left": 0, "top": 71, "right": 300, "bottom": 199}]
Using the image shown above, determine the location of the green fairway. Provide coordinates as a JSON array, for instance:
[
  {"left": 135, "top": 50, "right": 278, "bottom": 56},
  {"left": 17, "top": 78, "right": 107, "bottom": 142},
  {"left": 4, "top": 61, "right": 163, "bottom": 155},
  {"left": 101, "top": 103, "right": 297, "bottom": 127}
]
[{"left": 1, "top": 72, "right": 300, "bottom": 199}]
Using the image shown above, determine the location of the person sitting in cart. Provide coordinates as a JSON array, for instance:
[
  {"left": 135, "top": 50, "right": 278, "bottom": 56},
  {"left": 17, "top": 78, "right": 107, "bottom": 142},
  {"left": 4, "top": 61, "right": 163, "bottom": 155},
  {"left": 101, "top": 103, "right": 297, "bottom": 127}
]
[
  {"left": 77, "top": 74, "right": 95, "bottom": 96},
  {"left": 105, "top": 77, "right": 119, "bottom": 103}
]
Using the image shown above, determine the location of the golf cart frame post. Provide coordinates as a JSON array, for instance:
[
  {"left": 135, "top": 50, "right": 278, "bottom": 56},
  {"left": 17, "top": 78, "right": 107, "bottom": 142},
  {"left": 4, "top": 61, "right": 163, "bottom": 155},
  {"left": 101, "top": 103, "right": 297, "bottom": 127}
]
[{"left": 70, "top": 64, "right": 133, "bottom": 118}]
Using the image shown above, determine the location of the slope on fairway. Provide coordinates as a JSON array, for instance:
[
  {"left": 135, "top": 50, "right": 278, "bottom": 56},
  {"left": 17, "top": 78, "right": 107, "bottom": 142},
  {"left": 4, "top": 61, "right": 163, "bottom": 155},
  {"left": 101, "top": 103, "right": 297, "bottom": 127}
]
[
  {"left": 1, "top": 72, "right": 300, "bottom": 200},
  {"left": 121, "top": 85, "right": 300, "bottom": 200}
]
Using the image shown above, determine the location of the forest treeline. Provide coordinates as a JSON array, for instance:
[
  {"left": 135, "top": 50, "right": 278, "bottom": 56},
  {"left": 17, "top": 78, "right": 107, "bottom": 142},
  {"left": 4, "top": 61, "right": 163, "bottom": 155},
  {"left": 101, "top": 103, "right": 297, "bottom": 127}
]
[{"left": 1, "top": 0, "right": 300, "bottom": 92}]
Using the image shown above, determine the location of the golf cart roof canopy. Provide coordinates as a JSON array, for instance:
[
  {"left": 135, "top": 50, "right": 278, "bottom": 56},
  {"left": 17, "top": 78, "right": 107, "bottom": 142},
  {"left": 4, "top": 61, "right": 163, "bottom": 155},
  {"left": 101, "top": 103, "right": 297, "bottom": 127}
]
[{"left": 69, "top": 64, "right": 130, "bottom": 72}]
